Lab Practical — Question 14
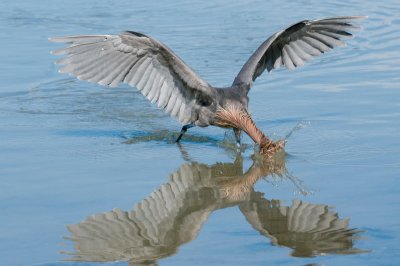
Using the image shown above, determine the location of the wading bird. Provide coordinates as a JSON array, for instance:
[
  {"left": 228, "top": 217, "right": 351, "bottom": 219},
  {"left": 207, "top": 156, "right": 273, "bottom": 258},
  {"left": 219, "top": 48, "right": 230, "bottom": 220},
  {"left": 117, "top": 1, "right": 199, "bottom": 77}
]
[
  {"left": 64, "top": 154, "right": 365, "bottom": 264},
  {"left": 50, "top": 16, "right": 364, "bottom": 155}
]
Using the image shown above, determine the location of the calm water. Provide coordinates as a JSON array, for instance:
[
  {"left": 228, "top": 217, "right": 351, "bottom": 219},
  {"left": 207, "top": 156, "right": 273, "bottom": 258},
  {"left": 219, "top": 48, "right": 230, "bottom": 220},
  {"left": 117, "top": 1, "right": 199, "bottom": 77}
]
[{"left": 1, "top": 1, "right": 399, "bottom": 265}]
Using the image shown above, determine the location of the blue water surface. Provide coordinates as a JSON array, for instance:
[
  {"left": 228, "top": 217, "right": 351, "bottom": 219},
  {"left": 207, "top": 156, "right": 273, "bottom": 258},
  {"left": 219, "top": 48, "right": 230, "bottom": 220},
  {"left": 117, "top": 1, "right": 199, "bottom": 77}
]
[{"left": 0, "top": 0, "right": 399, "bottom": 265}]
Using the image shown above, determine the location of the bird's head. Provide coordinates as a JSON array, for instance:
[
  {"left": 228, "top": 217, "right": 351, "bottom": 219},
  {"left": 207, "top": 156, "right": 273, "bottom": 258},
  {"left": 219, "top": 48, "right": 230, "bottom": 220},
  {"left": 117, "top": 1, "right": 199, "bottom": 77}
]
[{"left": 214, "top": 106, "right": 284, "bottom": 158}]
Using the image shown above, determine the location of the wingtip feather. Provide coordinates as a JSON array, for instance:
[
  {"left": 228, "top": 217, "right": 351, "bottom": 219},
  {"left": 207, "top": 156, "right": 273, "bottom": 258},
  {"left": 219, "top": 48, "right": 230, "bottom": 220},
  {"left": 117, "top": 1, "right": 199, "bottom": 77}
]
[
  {"left": 350, "top": 15, "right": 368, "bottom": 20},
  {"left": 48, "top": 36, "right": 67, "bottom": 43}
]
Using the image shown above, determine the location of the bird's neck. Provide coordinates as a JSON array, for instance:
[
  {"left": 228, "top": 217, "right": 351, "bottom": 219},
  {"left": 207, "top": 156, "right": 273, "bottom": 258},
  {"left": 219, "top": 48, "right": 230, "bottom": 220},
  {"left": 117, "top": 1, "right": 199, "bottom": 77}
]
[{"left": 214, "top": 106, "right": 284, "bottom": 157}]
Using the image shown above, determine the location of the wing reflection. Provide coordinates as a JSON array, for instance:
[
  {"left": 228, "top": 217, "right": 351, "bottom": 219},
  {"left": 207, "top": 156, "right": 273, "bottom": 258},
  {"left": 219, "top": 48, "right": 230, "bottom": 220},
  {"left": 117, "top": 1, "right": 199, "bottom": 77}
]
[
  {"left": 240, "top": 197, "right": 365, "bottom": 257},
  {"left": 63, "top": 152, "right": 365, "bottom": 264}
]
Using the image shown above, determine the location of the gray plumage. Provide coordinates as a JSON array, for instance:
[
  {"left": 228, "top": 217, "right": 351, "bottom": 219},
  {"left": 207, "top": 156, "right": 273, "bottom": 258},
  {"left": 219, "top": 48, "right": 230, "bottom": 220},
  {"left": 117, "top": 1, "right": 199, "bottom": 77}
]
[
  {"left": 63, "top": 156, "right": 365, "bottom": 264},
  {"left": 50, "top": 16, "right": 365, "bottom": 141}
]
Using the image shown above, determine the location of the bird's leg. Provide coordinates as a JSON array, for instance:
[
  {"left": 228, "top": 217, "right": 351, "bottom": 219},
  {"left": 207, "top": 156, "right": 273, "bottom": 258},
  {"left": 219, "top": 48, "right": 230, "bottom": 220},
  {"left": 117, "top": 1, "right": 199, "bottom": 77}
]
[
  {"left": 234, "top": 128, "right": 242, "bottom": 148},
  {"left": 175, "top": 124, "right": 194, "bottom": 143}
]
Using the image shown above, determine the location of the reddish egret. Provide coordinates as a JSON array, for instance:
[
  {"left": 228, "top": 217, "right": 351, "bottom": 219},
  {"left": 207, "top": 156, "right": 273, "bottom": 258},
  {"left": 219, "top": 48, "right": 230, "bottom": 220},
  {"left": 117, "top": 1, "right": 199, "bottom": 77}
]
[{"left": 50, "top": 16, "right": 365, "bottom": 155}]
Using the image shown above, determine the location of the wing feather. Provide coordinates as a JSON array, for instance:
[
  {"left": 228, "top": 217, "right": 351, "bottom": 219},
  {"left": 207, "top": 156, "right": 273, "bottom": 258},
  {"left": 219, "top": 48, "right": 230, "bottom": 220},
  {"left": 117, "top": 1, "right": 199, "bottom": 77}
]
[
  {"left": 296, "top": 38, "right": 322, "bottom": 56},
  {"left": 110, "top": 55, "right": 138, "bottom": 87},
  {"left": 286, "top": 44, "right": 304, "bottom": 67},
  {"left": 178, "top": 104, "right": 186, "bottom": 123},
  {"left": 233, "top": 16, "right": 366, "bottom": 87},
  {"left": 157, "top": 80, "right": 171, "bottom": 108},
  {"left": 124, "top": 56, "right": 147, "bottom": 86},
  {"left": 155, "top": 76, "right": 165, "bottom": 102},
  {"left": 290, "top": 40, "right": 313, "bottom": 61},
  {"left": 106, "top": 56, "right": 134, "bottom": 85},
  {"left": 302, "top": 35, "right": 331, "bottom": 52},
  {"left": 165, "top": 91, "right": 178, "bottom": 114},
  {"left": 73, "top": 52, "right": 117, "bottom": 78},
  {"left": 50, "top": 31, "right": 217, "bottom": 125},
  {"left": 171, "top": 98, "right": 181, "bottom": 118},
  {"left": 141, "top": 67, "right": 158, "bottom": 96},
  {"left": 282, "top": 46, "right": 295, "bottom": 70},
  {"left": 97, "top": 53, "right": 128, "bottom": 85},
  {"left": 148, "top": 73, "right": 162, "bottom": 102},
  {"left": 136, "top": 60, "right": 154, "bottom": 90},
  {"left": 131, "top": 57, "right": 153, "bottom": 87},
  {"left": 74, "top": 50, "right": 117, "bottom": 74}
]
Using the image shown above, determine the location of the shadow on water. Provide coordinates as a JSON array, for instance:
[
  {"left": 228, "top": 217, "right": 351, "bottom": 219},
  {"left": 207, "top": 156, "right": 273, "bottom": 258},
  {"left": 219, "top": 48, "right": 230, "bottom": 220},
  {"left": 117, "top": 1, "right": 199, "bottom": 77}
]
[
  {"left": 122, "top": 129, "right": 219, "bottom": 145},
  {"left": 122, "top": 130, "right": 254, "bottom": 154},
  {"left": 61, "top": 150, "right": 367, "bottom": 265}
]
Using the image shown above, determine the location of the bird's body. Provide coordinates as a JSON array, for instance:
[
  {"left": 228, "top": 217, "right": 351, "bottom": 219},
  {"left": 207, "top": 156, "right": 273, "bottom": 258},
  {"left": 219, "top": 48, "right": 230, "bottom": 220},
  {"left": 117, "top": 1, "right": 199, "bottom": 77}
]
[{"left": 50, "top": 16, "right": 365, "bottom": 153}]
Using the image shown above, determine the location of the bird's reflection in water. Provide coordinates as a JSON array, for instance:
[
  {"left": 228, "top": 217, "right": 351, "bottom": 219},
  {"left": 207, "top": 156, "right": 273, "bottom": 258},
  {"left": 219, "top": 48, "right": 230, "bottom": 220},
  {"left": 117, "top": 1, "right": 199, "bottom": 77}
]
[{"left": 62, "top": 151, "right": 366, "bottom": 265}]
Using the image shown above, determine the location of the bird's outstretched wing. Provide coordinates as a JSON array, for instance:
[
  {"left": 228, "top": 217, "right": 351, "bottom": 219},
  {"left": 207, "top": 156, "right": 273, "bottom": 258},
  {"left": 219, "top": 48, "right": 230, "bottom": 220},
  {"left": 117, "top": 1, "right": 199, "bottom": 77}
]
[
  {"left": 240, "top": 198, "right": 365, "bottom": 257},
  {"left": 50, "top": 31, "right": 216, "bottom": 125},
  {"left": 233, "top": 16, "right": 366, "bottom": 88}
]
